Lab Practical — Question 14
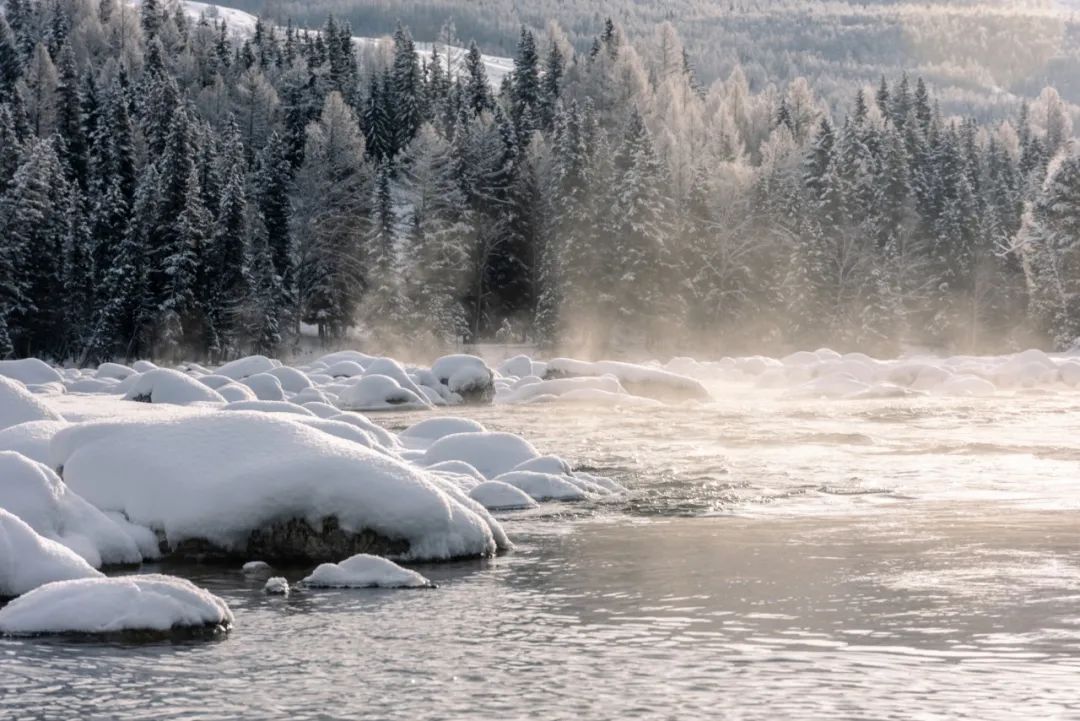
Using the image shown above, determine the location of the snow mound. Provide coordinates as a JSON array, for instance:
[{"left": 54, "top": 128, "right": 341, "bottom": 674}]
[
  {"left": 51, "top": 413, "right": 503, "bottom": 561},
  {"left": 545, "top": 358, "right": 710, "bottom": 402},
  {"left": 240, "top": 373, "right": 285, "bottom": 401},
  {"left": 0, "top": 359, "right": 63, "bottom": 386},
  {"left": 0, "top": 574, "right": 232, "bottom": 636},
  {"left": 264, "top": 576, "right": 289, "bottom": 595},
  {"left": 65, "top": 377, "right": 120, "bottom": 394},
  {"left": 399, "top": 417, "right": 486, "bottom": 447},
  {"left": 0, "top": 376, "right": 64, "bottom": 430},
  {"left": 0, "top": 452, "right": 141, "bottom": 567},
  {"left": 302, "top": 553, "right": 432, "bottom": 589},
  {"left": 430, "top": 355, "right": 494, "bottom": 402},
  {"left": 425, "top": 461, "right": 487, "bottom": 484},
  {"left": 498, "top": 354, "right": 535, "bottom": 378},
  {"left": 422, "top": 432, "right": 540, "bottom": 479},
  {"left": 216, "top": 355, "right": 277, "bottom": 380},
  {"left": 511, "top": 455, "right": 573, "bottom": 476},
  {"left": 337, "top": 375, "right": 430, "bottom": 411},
  {"left": 0, "top": 509, "right": 101, "bottom": 598},
  {"left": 324, "top": 360, "right": 367, "bottom": 378},
  {"left": 0, "top": 420, "right": 68, "bottom": 465},
  {"left": 266, "top": 366, "right": 312, "bottom": 393},
  {"left": 494, "top": 471, "right": 589, "bottom": 501},
  {"left": 499, "top": 376, "right": 625, "bottom": 404},
  {"left": 217, "top": 383, "right": 258, "bottom": 402},
  {"left": 96, "top": 362, "right": 136, "bottom": 381},
  {"left": 125, "top": 369, "right": 226, "bottom": 405},
  {"left": 469, "top": 481, "right": 539, "bottom": 510},
  {"left": 223, "top": 400, "right": 313, "bottom": 416},
  {"left": 243, "top": 560, "right": 271, "bottom": 573}
]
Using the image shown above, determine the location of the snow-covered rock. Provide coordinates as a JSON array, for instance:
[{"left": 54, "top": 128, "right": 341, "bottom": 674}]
[
  {"left": 265, "top": 366, "right": 312, "bottom": 393},
  {"left": 0, "top": 376, "right": 64, "bottom": 431},
  {"left": 124, "top": 369, "right": 226, "bottom": 405},
  {"left": 0, "top": 509, "right": 102, "bottom": 598},
  {"left": 469, "top": 481, "right": 539, "bottom": 510},
  {"left": 0, "top": 420, "right": 68, "bottom": 465},
  {"left": 399, "top": 417, "right": 486, "bottom": 448},
  {"left": 0, "top": 452, "right": 141, "bottom": 567},
  {"left": 131, "top": 360, "right": 158, "bottom": 373},
  {"left": 64, "top": 377, "right": 120, "bottom": 394},
  {"left": 0, "top": 359, "right": 64, "bottom": 386},
  {"left": 493, "top": 471, "right": 589, "bottom": 502},
  {"left": 51, "top": 413, "right": 505, "bottom": 561},
  {"left": 421, "top": 432, "right": 540, "bottom": 479},
  {"left": 216, "top": 355, "right": 277, "bottom": 380},
  {"left": 263, "top": 576, "right": 289, "bottom": 595},
  {"left": 223, "top": 400, "right": 313, "bottom": 416},
  {"left": 323, "top": 360, "right": 367, "bottom": 378},
  {"left": 336, "top": 375, "right": 430, "bottom": 411},
  {"left": 498, "top": 354, "right": 535, "bottom": 379},
  {"left": 0, "top": 574, "right": 232, "bottom": 636},
  {"left": 216, "top": 383, "right": 258, "bottom": 402},
  {"left": 547, "top": 359, "right": 712, "bottom": 402},
  {"left": 430, "top": 355, "right": 495, "bottom": 403},
  {"left": 95, "top": 363, "right": 136, "bottom": 381},
  {"left": 242, "top": 560, "right": 271, "bottom": 573},
  {"left": 302, "top": 553, "right": 432, "bottom": 589},
  {"left": 240, "top": 373, "right": 286, "bottom": 401},
  {"left": 500, "top": 376, "right": 625, "bottom": 404}
]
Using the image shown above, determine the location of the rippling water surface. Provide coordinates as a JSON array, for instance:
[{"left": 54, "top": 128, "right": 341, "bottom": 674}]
[{"left": 4, "top": 389, "right": 1080, "bottom": 719}]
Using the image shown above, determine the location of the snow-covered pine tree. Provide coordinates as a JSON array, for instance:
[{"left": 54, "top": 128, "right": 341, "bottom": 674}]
[
  {"left": 293, "top": 91, "right": 373, "bottom": 341},
  {"left": 400, "top": 122, "right": 471, "bottom": 344}
]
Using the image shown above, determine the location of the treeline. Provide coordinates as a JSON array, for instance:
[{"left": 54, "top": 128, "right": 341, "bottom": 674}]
[
  {"left": 229, "top": 0, "right": 1080, "bottom": 120},
  {"left": 0, "top": 0, "right": 1078, "bottom": 362}
]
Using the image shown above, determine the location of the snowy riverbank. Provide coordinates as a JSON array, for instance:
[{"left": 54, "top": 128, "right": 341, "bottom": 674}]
[{"left": 0, "top": 346, "right": 1077, "bottom": 635}]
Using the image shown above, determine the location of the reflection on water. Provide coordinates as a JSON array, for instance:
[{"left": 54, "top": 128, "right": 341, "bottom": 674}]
[{"left": 3, "top": 392, "right": 1080, "bottom": 720}]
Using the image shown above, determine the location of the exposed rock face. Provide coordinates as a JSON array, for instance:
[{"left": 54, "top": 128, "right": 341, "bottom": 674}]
[{"left": 159, "top": 516, "right": 410, "bottom": 563}]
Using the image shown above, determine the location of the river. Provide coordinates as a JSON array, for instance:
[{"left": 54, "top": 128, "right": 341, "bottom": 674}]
[{"left": 3, "top": 389, "right": 1079, "bottom": 719}]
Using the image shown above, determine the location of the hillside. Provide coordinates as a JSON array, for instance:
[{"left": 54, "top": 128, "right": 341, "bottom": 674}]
[{"left": 213, "top": 0, "right": 1080, "bottom": 120}]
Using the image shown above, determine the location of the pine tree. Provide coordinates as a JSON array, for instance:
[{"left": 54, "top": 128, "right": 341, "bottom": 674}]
[
  {"left": 1023, "top": 146, "right": 1080, "bottom": 348},
  {"left": 390, "top": 24, "right": 422, "bottom": 156},
  {"left": 463, "top": 41, "right": 491, "bottom": 116},
  {"left": 255, "top": 131, "right": 295, "bottom": 329},
  {"left": 510, "top": 27, "right": 540, "bottom": 142},
  {"left": 54, "top": 41, "right": 86, "bottom": 186},
  {"left": 400, "top": 123, "right": 471, "bottom": 343},
  {"left": 293, "top": 92, "right": 372, "bottom": 340}
]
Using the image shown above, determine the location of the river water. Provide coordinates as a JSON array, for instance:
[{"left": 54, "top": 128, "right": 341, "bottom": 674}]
[{"left": 3, "top": 389, "right": 1080, "bottom": 719}]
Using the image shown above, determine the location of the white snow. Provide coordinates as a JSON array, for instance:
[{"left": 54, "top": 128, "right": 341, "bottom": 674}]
[
  {"left": 240, "top": 373, "right": 286, "bottom": 401},
  {"left": 217, "top": 383, "right": 258, "bottom": 402},
  {"left": 422, "top": 432, "right": 540, "bottom": 479},
  {"left": 51, "top": 412, "right": 504, "bottom": 560},
  {"left": 216, "top": 354, "right": 278, "bottom": 380},
  {"left": 0, "top": 376, "right": 64, "bottom": 430},
  {"left": 545, "top": 358, "right": 711, "bottom": 402},
  {"left": 242, "top": 560, "right": 271, "bottom": 573},
  {"left": 469, "top": 481, "right": 539, "bottom": 510},
  {"left": 0, "top": 359, "right": 63, "bottom": 386},
  {"left": 493, "top": 471, "right": 589, "bottom": 502},
  {"left": 125, "top": 369, "right": 226, "bottom": 405},
  {"left": 0, "top": 452, "right": 142, "bottom": 567},
  {"left": 430, "top": 355, "right": 494, "bottom": 396},
  {"left": 302, "top": 553, "right": 432, "bottom": 589},
  {"left": 95, "top": 362, "right": 136, "bottom": 381},
  {"left": 399, "top": 417, "right": 486, "bottom": 447},
  {"left": 263, "top": 576, "right": 289, "bottom": 595},
  {"left": 0, "top": 420, "right": 68, "bottom": 465},
  {"left": 223, "top": 400, "right": 313, "bottom": 416},
  {"left": 336, "top": 375, "right": 431, "bottom": 411},
  {"left": 266, "top": 366, "right": 312, "bottom": 393},
  {"left": 0, "top": 508, "right": 102, "bottom": 598},
  {"left": 0, "top": 574, "right": 232, "bottom": 635}
]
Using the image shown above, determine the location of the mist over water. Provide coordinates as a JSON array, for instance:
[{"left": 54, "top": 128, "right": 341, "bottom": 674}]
[{"left": 4, "top": 386, "right": 1079, "bottom": 720}]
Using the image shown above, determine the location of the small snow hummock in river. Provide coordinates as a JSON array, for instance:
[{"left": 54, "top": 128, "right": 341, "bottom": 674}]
[{"left": 302, "top": 554, "right": 432, "bottom": 589}]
